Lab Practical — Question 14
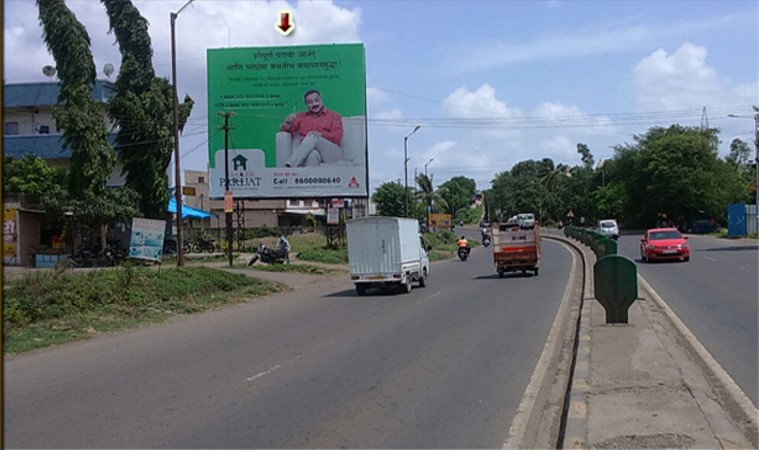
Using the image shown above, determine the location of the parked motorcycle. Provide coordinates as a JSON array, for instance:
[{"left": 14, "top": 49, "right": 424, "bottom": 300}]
[
  {"left": 248, "top": 243, "right": 290, "bottom": 265},
  {"left": 457, "top": 246, "right": 470, "bottom": 261}
]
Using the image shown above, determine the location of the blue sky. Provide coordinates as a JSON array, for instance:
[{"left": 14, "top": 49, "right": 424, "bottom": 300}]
[{"left": 4, "top": 0, "right": 758, "bottom": 192}]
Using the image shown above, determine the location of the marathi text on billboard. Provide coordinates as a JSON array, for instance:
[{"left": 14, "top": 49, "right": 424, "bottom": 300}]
[{"left": 207, "top": 43, "right": 368, "bottom": 199}]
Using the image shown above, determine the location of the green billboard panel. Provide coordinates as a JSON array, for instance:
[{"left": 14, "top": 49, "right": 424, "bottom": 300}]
[{"left": 207, "top": 44, "right": 368, "bottom": 199}]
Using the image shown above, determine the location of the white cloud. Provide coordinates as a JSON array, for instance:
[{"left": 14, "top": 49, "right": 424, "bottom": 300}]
[
  {"left": 633, "top": 42, "right": 725, "bottom": 111},
  {"left": 533, "top": 102, "right": 616, "bottom": 135},
  {"left": 366, "top": 87, "right": 389, "bottom": 108},
  {"left": 443, "top": 84, "right": 518, "bottom": 119},
  {"left": 452, "top": 12, "right": 747, "bottom": 72},
  {"left": 538, "top": 135, "right": 577, "bottom": 163},
  {"left": 374, "top": 109, "right": 403, "bottom": 121}
]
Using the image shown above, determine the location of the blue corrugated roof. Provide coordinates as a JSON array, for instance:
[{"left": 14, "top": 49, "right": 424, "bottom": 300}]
[
  {"left": 4, "top": 79, "right": 114, "bottom": 108},
  {"left": 4, "top": 133, "right": 118, "bottom": 160}
]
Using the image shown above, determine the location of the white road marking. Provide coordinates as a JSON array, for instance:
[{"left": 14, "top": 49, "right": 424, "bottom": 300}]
[
  {"left": 247, "top": 365, "right": 282, "bottom": 381},
  {"left": 418, "top": 292, "right": 442, "bottom": 304},
  {"left": 739, "top": 267, "right": 752, "bottom": 273},
  {"left": 246, "top": 354, "right": 303, "bottom": 382},
  {"left": 704, "top": 256, "right": 717, "bottom": 262}
]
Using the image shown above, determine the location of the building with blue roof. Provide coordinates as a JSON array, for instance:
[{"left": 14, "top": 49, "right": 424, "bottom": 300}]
[{"left": 3, "top": 80, "right": 124, "bottom": 186}]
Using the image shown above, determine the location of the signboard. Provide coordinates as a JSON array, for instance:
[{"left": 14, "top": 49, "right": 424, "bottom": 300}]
[
  {"left": 429, "top": 213, "right": 452, "bottom": 229},
  {"left": 3, "top": 208, "right": 17, "bottom": 265},
  {"left": 224, "top": 191, "right": 234, "bottom": 213},
  {"left": 327, "top": 207, "right": 340, "bottom": 225},
  {"left": 182, "top": 186, "right": 196, "bottom": 196},
  {"left": 128, "top": 218, "right": 166, "bottom": 262},
  {"left": 207, "top": 43, "right": 368, "bottom": 199}
]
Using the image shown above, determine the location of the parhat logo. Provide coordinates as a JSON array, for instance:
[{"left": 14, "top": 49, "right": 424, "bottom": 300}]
[
  {"left": 347, "top": 177, "right": 360, "bottom": 188},
  {"left": 233, "top": 155, "right": 248, "bottom": 171}
]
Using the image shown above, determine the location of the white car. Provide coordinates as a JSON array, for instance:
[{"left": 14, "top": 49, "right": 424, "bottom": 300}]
[{"left": 597, "top": 219, "right": 620, "bottom": 240}]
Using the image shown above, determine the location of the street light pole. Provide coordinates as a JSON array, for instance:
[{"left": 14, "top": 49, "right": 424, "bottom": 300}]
[
  {"left": 170, "top": 0, "right": 194, "bottom": 266},
  {"left": 404, "top": 125, "right": 421, "bottom": 217},
  {"left": 424, "top": 157, "right": 434, "bottom": 177}
]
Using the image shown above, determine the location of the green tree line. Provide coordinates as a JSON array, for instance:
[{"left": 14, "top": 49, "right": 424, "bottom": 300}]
[{"left": 373, "top": 122, "right": 756, "bottom": 230}]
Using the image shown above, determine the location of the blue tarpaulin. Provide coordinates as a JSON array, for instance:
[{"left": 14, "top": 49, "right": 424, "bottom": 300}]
[{"left": 167, "top": 198, "right": 215, "bottom": 219}]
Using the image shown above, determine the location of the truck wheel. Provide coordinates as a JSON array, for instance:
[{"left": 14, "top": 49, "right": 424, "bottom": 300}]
[
  {"left": 418, "top": 270, "right": 428, "bottom": 287},
  {"left": 497, "top": 268, "right": 504, "bottom": 278},
  {"left": 402, "top": 277, "right": 413, "bottom": 293},
  {"left": 534, "top": 268, "right": 539, "bottom": 276},
  {"left": 356, "top": 284, "right": 367, "bottom": 296}
]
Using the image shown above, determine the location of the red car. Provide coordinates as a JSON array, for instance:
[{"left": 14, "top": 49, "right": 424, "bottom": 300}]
[{"left": 640, "top": 228, "right": 690, "bottom": 262}]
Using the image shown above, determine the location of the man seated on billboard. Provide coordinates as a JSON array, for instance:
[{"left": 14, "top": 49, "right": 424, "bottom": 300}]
[{"left": 280, "top": 89, "right": 344, "bottom": 167}]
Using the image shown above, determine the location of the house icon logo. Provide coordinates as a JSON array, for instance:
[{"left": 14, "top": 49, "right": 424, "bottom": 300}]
[{"left": 233, "top": 155, "right": 248, "bottom": 171}]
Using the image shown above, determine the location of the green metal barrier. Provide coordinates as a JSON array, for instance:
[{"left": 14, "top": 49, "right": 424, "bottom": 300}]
[
  {"left": 594, "top": 255, "right": 638, "bottom": 323},
  {"left": 594, "top": 237, "right": 617, "bottom": 257}
]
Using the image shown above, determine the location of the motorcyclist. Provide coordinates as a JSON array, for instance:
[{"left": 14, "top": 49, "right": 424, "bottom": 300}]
[
  {"left": 457, "top": 235, "right": 470, "bottom": 259},
  {"left": 276, "top": 235, "right": 291, "bottom": 254},
  {"left": 276, "top": 235, "right": 291, "bottom": 263}
]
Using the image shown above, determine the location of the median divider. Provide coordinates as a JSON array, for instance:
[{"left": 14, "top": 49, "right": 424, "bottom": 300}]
[{"left": 552, "top": 226, "right": 756, "bottom": 448}]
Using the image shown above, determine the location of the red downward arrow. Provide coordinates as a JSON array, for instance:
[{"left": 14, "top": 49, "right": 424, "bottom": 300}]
[{"left": 278, "top": 13, "right": 292, "bottom": 33}]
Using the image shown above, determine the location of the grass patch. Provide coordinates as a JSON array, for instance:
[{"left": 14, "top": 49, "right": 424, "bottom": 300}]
[
  {"left": 296, "top": 247, "right": 348, "bottom": 264},
  {"left": 3, "top": 266, "right": 284, "bottom": 354},
  {"left": 237, "top": 263, "right": 344, "bottom": 275}
]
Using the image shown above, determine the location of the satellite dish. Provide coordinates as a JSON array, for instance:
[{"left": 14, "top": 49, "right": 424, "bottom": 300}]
[
  {"left": 42, "top": 65, "right": 56, "bottom": 78},
  {"left": 103, "top": 63, "right": 115, "bottom": 78}
]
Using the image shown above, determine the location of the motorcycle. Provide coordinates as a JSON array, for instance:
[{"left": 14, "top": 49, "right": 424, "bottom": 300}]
[
  {"left": 248, "top": 243, "right": 290, "bottom": 265},
  {"left": 457, "top": 246, "right": 470, "bottom": 261},
  {"left": 482, "top": 236, "right": 491, "bottom": 247}
]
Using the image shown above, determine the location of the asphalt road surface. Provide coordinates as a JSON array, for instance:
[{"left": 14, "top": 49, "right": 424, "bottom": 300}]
[
  {"left": 617, "top": 233, "right": 759, "bottom": 406},
  {"left": 5, "top": 238, "right": 572, "bottom": 448}
]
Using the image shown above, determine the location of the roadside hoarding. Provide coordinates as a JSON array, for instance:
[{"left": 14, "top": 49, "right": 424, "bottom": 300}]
[
  {"left": 3, "top": 208, "right": 17, "bottom": 265},
  {"left": 429, "top": 213, "right": 452, "bottom": 229},
  {"left": 128, "top": 218, "right": 165, "bottom": 262},
  {"left": 207, "top": 43, "right": 368, "bottom": 199}
]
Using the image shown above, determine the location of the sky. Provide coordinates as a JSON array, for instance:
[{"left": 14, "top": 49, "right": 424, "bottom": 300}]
[{"left": 4, "top": 0, "right": 758, "bottom": 193}]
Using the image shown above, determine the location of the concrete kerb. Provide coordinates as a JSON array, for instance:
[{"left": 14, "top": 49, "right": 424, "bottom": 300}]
[{"left": 550, "top": 231, "right": 757, "bottom": 448}]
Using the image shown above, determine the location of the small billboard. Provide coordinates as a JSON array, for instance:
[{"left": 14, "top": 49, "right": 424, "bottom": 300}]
[
  {"left": 429, "top": 213, "right": 452, "bottom": 229},
  {"left": 129, "top": 218, "right": 165, "bottom": 262},
  {"left": 207, "top": 43, "right": 368, "bottom": 199}
]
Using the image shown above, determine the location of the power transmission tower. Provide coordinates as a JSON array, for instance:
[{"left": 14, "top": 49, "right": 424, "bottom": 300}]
[{"left": 700, "top": 106, "right": 709, "bottom": 131}]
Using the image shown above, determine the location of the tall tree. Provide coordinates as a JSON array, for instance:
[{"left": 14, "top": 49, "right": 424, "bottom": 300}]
[
  {"left": 576, "top": 143, "right": 594, "bottom": 169},
  {"left": 37, "top": 0, "right": 116, "bottom": 198},
  {"left": 37, "top": 0, "right": 139, "bottom": 244},
  {"left": 102, "top": 0, "right": 195, "bottom": 219},
  {"left": 726, "top": 138, "right": 752, "bottom": 168},
  {"left": 372, "top": 182, "right": 406, "bottom": 217}
]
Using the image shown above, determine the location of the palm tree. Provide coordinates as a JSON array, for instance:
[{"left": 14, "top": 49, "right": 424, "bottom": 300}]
[{"left": 415, "top": 173, "right": 448, "bottom": 217}]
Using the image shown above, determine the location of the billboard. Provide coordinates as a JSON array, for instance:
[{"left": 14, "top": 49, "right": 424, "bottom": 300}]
[
  {"left": 128, "top": 218, "right": 165, "bottom": 262},
  {"left": 207, "top": 44, "right": 368, "bottom": 199},
  {"left": 429, "top": 213, "right": 452, "bottom": 229}
]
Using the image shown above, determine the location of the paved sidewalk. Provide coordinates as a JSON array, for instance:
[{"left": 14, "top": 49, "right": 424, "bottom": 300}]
[{"left": 561, "top": 237, "right": 757, "bottom": 448}]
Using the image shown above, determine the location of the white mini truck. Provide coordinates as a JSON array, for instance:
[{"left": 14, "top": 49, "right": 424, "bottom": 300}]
[{"left": 346, "top": 217, "right": 431, "bottom": 295}]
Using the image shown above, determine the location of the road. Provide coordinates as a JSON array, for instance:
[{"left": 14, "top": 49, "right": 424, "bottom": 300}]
[
  {"left": 616, "top": 233, "right": 759, "bottom": 406},
  {"left": 5, "top": 239, "right": 572, "bottom": 448}
]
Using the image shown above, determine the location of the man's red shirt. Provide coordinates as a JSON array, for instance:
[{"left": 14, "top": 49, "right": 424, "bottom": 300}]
[{"left": 280, "top": 108, "right": 343, "bottom": 145}]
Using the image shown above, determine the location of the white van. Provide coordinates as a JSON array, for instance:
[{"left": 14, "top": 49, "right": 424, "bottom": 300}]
[
  {"left": 347, "top": 217, "right": 431, "bottom": 295},
  {"left": 517, "top": 213, "right": 535, "bottom": 229}
]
